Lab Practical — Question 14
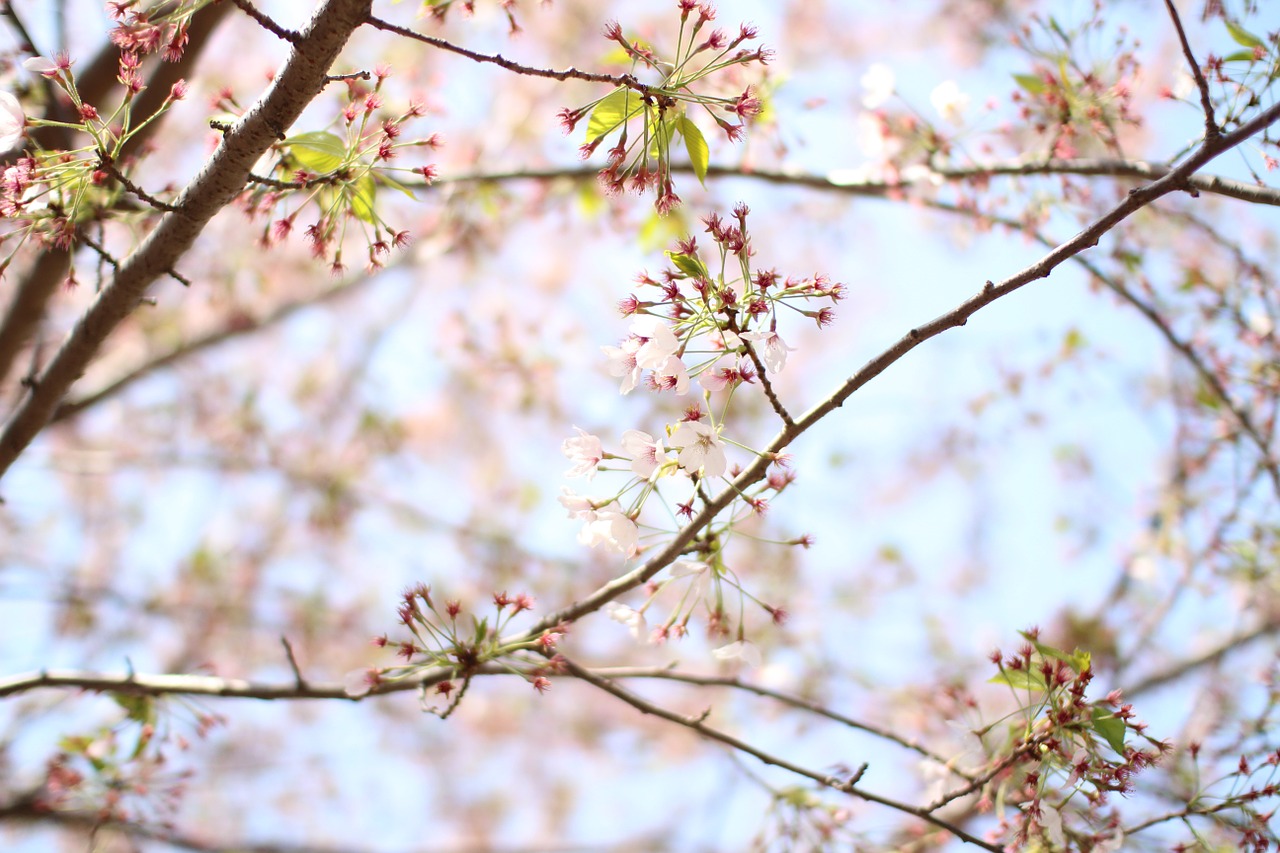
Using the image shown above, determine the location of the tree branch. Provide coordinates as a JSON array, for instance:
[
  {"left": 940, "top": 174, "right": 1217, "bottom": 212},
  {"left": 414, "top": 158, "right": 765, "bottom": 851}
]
[
  {"left": 1163, "top": 0, "right": 1219, "bottom": 141},
  {"left": 0, "top": 0, "right": 373, "bottom": 482}
]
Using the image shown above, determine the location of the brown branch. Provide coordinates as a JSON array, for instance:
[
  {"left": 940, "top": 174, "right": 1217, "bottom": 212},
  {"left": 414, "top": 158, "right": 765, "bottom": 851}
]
[
  {"left": 50, "top": 271, "right": 378, "bottom": 422},
  {"left": 1125, "top": 618, "right": 1280, "bottom": 697},
  {"left": 230, "top": 0, "right": 301, "bottom": 43},
  {"left": 0, "top": 0, "right": 374, "bottom": 482},
  {"left": 559, "top": 656, "right": 1002, "bottom": 851},
  {"left": 0, "top": 1, "right": 233, "bottom": 396},
  {"left": 366, "top": 15, "right": 656, "bottom": 94},
  {"left": 504, "top": 100, "right": 1280, "bottom": 646},
  {"left": 1163, "top": 0, "right": 1219, "bottom": 141}
]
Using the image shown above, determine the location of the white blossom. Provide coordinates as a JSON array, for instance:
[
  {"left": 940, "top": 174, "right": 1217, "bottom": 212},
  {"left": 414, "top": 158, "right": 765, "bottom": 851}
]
[
  {"left": 577, "top": 502, "right": 638, "bottom": 557},
  {"left": 712, "top": 640, "right": 762, "bottom": 668},
  {"left": 606, "top": 602, "right": 647, "bottom": 639},
  {"left": 561, "top": 426, "right": 603, "bottom": 479},
  {"left": 558, "top": 487, "right": 594, "bottom": 519},
  {"left": 652, "top": 354, "right": 690, "bottom": 395},
  {"left": 860, "top": 63, "right": 895, "bottom": 108},
  {"left": 620, "top": 429, "right": 665, "bottom": 479},
  {"left": 0, "top": 93, "right": 24, "bottom": 152},
  {"left": 602, "top": 337, "right": 642, "bottom": 394},
  {"left": 670, "top": 420, "right": 727, "bottom": 478},
  {"left": 630, "top": 315, "right": 680, "bottom": 370},
  {"left": 930, "top": 80, "right": 970, "bottom": 124},
  {"left": 741, "top": 330, "right": 795, "bottom": 375}
]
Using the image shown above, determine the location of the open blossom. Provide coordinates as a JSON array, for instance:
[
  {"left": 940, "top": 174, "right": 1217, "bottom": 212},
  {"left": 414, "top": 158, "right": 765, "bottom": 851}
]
[
  {"left": 606, "top": 602, "right": 647, "bottom": 640},
  {"left": 669, "top": 559, "right": 710, "bottom": 597},
  {"left": 930, "top": 80, "right": 970, "bottom": 124},
  {"left": 620, "top": 429, "right": 665, "bottom": 479},
  {"left": 860, "top": 63, "right": 895, "bottom": 108},
  {"left": 652, "top": 354, "right": 690, "bottom": 394},
  {"left": 577, "top": 502, "right": 639, "bottom": 557},
  {"left": 741, "top": 330, "right": 795, "bottom": 374},
  {"left": 602, "top": 336, "right": 642, "bottom": 394},
  {"left": 562, "top": 426, "right": 603, "bottom": 479},
  {"left": 712, "top": 640, "right": 762, "bottom": 668},
  {"left": 558, "top": 487, "right": 594, "bottom": 519},
  {"left": 0, "top": 93, "right": 24, "bottom": 151},
  {"left": 670, "top": 420, "right": 727, "bottom": 478},
  {"left": 631, "top": 315, "right": 680, "bottom": 370}
]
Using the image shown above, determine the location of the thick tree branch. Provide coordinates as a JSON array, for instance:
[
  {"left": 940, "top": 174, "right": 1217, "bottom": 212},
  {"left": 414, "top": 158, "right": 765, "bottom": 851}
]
[
  {"left": 0, "top": 0, "right": 373, "bottom": 482},
  {"left": 0, "top": 2, "right": 233, "bottom": 394}
]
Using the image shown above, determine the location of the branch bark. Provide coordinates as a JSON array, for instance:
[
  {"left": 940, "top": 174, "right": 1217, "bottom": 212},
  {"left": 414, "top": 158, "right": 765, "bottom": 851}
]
[{"left": 0, "top": 0, "right": 373, "bottom": 482}]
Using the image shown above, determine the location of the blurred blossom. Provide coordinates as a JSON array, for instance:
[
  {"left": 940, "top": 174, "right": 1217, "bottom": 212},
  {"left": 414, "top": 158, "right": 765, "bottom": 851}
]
[
  {"left": 0, "top": 93, "right": 24, "bottom": 151},
  {"left": 860, "top": 63, "right": 895, "bottom": 108},
  {"left": 712, "top": 640, "right": 762, "bottom": 668},
  {"left": 930, "top": 80, "right": 970, "bottom": 124}
]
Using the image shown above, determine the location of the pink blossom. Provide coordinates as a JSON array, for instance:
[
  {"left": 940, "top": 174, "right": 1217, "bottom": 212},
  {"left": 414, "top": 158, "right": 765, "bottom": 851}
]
[
  {"left": 712, "top": 640, "right": 762, "bottom": 668},
  {"left": 602, "top": 337, "right": 642, "bottom": 394},
  {"left": 577, "top": 502, "right": 639, "bottom": 557},
  {"left": 670, "top": 420, "right": 727, "bottom": 478},
  {"left": 630, "top": 315, "right": 680, "bottom": 370},
  {"left": 652, "top": 354, "right": 690, "bottom": 394},
  {"left": 561, "top": 426, "right": 603, "bottom": 479},
  {"left": 0, "top": 93, "right": 24, "bottom": 151},
  {"left": 558, "top": 487, "right": 594, "bottom": 519},
  {"left": 620, "top": 429, "right": 665, "bottom": 479},
  {"left": 741, "top": 329, "right": 795, "bottom": 374}
]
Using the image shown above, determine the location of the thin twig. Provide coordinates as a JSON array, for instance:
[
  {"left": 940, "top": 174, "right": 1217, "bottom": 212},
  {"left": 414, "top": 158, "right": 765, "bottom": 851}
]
[
  {"left": 230, "top": 0, "right": 300, "bottom": 43},
  {"left": 97, "top": 156, "right": 179, "bottom": 212},
  {"left": 560, "top": 655, "right": 1002, "bottom": 851},
  {"left": 280, "top": 636, "right": 306, "bottom": 689},
  {"left": 1163, "top": 0, "right": 1219, "bottom": 141}
]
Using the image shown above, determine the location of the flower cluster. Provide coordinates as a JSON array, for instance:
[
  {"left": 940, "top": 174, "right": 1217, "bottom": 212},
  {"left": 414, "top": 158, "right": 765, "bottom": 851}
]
[
  {"left": 982, "top": 630, "right": 1167, "bottom": 851},
  {"left": 355, "top": 584, "right": 565, "bottom": 712},
  {"left": 559, "top": 2, "right": 771, "bottom": 213},
  {"left": 559, "top": 204, "right": 836, "bottom": 658},
  {"left": 242, "top": 66, "right": 437, "bottom": 274}
]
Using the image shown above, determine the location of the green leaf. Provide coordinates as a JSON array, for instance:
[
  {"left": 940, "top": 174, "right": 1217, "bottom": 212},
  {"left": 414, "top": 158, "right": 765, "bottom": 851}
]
[
  {"left": 285, "top": 130, "right": 347, "bottom": 173},
  {"left": 377, "top": 171, "right": 418, "bottom": 201},
  {"left": 1014, "top": 73, "right": 1047, "bottom": 94},
  {"left": 989, "top": 667, "right": 1046, "bottom": 691},
  {"left": 112, "top": 693, "right": 156, "bottom": 725},
  {"left": 676, "top": 115, "right": 709, "bottom": 185},
  {"left": 1091, "top": 706, "right": 1127, "bottom": 754},
  {"left": 666, "top": 249, "right": 709, "bottom": 280},
  {"left": 585, "top": 88, "right": 641, "bottom": 143},
  {"left": 1226, "top": 19, "right": 1265, "bottom": 49},
  {"left": 1223, "top": 49, "right": 1262, "bottom": 63},
  {"left": 349, "top": 173, "right": 376, "bottom": 223}
]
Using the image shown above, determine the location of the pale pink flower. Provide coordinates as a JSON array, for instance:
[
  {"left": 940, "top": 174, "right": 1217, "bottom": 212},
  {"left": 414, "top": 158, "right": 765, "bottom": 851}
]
[
  {"left": 606, "top": 602, "right": 647, "bottom": 639},
  {"left": 860, "top": 63, "right": 895, "bottom": 108},
  {"left": 712, "top": 640, "right": 762, "bottom": 668},
  {"left": 602, "top": 337, "right": 642, "bottom": 394},
  {"left": 669, "top": 559, "right": 710, "bottom": 596},
  {"left": 741, "top": 330, "right": 795, "bottom": 374},
  {"left": 699, "top": 365, "right": 738, "bottom": 392},
  {"left": 577, "top": 502, "right": 639, "bottom": 557},
  {"left": 22, "top": 56, "right": 60, "bottom": 77},
  {"left": 562, "top": 426, "right": 603, "bottom": 479},
  {"left": 670, "top": 420, "right": 727, "bottom": 478},
  {"left": 630, "top": 315, "right": 680, "bottom": 369},
  {"left": 0, "top": 93, "right": 24, "bottom": 151},
  {"left": 709, "top": 328, "right": 741, "bottom": 351},
  {"left": 930, "top": 80, "right": 970, "bottom": 124},
  {"left": 652, "top": 354, "right": 690, "bottom": 394},
  {"left": 558, "top": 487, "right": 594, "bottom": 519},
  {"left": 620, "top": 429, "right": 665, "bottom": 478}
]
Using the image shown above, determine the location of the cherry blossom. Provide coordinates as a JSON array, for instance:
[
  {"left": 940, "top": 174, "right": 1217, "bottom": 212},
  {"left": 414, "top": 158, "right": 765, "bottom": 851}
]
[
  {"left": 560, "top": 484, "right": 593, "bottom": 517},
  {"left": 620, "top": 429, "right": 665, "bottom": 478},
  {"left": 577, "top": 502, "right": 639, "bottom": 557},
  {"left": 562, "top": 426, "right": 604, "bottom": 479},
  {"left": 860, "top": 63, "right": 895, "bottom": 108},
  {"left": 651, "top": 353, "right": 690, "bottom": 394},
  {"left": 741, "top": 329, "right": 795, "bottom": 374},
  {"left": 930, "top": 80, "right": 970, "bottom": 124},
  {"left": 669, "top": 559, "right": 709, "bottom": 596},
  {"left": 602, "top": 337, "right": 642, "bottom": 394},
  {"left": 670, "top": 420, "right": 727, "bottom": 478},
  {"left": 630, "top": 314, "right": 680, "bottom": 369},
  {"left": 0, "top": 93, "right": 24, "bottom": 152},
  {"left": 712, "top": 640, "right": 761, "bottom": 668},
  {"left": 605, "top": 602, "right": 646, "bottom": 639}
]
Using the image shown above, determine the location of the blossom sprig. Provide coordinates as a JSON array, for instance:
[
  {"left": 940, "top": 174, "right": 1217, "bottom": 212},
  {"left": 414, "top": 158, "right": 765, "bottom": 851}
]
[
  {"left": 354, "top": 584, "right": 562, "bottom": 713},
  {"left": 0, "top": 53, "right": 191, "bottom": 271},
  {"left": 982, "top": 629, "right": 1167, "bottom": 851},
  {"left": 245, "top": 68, "right": 437, "bottom": 272},
  {"left": 106, "top": 0, "right": 212, "bottom": 62},
  {"left": 418, "top": 0, "right": 530, "bottom": 35},
  {"left": 559, "top": 2, "right": 771, "bottom": 213}
]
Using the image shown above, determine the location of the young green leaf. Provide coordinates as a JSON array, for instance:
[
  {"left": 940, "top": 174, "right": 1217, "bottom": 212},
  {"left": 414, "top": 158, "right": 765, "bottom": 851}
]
[
  {"left": 676, "top": 114, "right": 709, "bottom": 185},
  {"left": 1226, "top": 19, "right": 1265, "bottom": 50},
  {"left": 666, "top": 249, "right": 709, "bottom": 280},
  {"left": 1091, "top": 706, "right": 1127, "bottom": 754},
  {"left": 1014, "top": 73, "right": 1047, "bottom": 94},
  {"left": 285, "top": 130, "right": 347, "bottom": 173},
  {"left": 586, "top": 88, "right": 641, "bottom": 143},
  {"left": 989, "top": 667, "right": 1047, "bottom": 691},
  {"left": 349, "top": 173, "right": 377, "bottom": 223}
]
